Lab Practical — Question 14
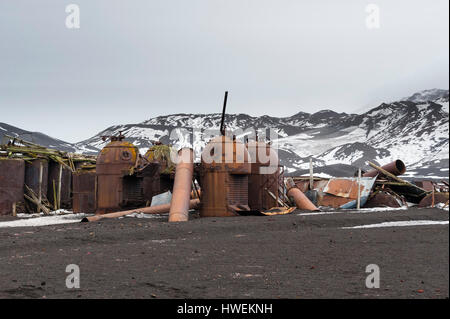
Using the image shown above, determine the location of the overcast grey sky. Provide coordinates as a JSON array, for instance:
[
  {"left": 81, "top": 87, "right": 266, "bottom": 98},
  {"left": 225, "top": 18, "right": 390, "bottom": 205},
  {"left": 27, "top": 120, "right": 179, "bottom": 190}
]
[{"left": 0, "top": 0, "right": 448, "bottom": 142}]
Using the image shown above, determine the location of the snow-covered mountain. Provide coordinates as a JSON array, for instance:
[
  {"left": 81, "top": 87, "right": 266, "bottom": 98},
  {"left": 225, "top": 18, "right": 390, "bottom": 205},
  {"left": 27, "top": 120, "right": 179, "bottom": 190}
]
[
  {"left": 1, "top": 89, "right": 448, "bottom": 179},
  {"left": 72, "top": 89, "right": 449, "bottom": 179},
  {"left": 0, "top": 122, "right": 76, "bottom": 153}
]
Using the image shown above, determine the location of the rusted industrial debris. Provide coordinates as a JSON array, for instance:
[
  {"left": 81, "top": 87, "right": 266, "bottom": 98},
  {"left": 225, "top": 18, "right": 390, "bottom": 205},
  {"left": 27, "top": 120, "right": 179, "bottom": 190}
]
[{"left": 1, "top": 93, "right": 448, "bottom": 221}]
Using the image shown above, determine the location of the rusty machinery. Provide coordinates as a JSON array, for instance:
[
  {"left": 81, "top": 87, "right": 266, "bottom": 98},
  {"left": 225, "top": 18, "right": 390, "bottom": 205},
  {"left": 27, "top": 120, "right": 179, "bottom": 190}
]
[
  {"left": 199, "top": 135, "right": 251, "bottom": 217},
  {"left": 246, "top": 139, "right": 284, "bottom": 211},
  {"left": 95, "top": 134, "right": 161, "bottom": 214},
  {"left": 197, "top": 92, "right": 253, "bottom": 217},
  {"left": 143, "top": 143, "right": 175, "bottom": 195}
]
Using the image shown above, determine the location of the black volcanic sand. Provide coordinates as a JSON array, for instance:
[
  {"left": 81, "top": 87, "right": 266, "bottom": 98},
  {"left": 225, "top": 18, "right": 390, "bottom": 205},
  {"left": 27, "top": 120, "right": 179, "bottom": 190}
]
[{"left": 0, "top": 208, "right": 448, "bottom": 299}]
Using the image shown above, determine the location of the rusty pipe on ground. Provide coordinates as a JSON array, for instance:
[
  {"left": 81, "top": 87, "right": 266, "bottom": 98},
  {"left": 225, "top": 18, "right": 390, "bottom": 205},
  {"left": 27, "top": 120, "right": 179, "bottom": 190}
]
[
  {"left": 285, "top": 177, "right": 319, "bottom": 211},
  {"left": 81, "top": 199, "right": 200, "bottom": 222},
  {"left": 169, "top": 148, "right": 194, "bottom": 222},
  {"left": 363, "top": 160, "right": 406, "bottom": 178}
]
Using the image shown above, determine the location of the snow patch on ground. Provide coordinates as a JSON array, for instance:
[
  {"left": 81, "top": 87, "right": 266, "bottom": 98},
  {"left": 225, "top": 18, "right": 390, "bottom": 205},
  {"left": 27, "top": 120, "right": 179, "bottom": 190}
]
[
  {"left": 343, "top": 220, "right": 449, "bottom": 229},
  {"left": 0, "top": 213, "right": 87, "bottom": 228},
  {"left": 298, "top": 206, "right": 408, "bottom": 216}
]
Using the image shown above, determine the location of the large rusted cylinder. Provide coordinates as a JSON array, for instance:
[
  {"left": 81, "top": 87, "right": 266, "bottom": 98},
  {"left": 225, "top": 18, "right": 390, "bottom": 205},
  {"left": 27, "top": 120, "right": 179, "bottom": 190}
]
[
  {"left": 0, "top": 159, "right": 25, "bottom": 215},
  {"left": 169, "top": 148, "right": 194, "bottom": 222},
  {"left": 363, "top": 160, "right": 406, "bottom": 178},
  {"left": 286, "top": 177, "right": 319, "bottom": 211},
  {"left": 247, "top": 141, "right": 282, "bottom": 211},
  {"left": 82, "top": 198, "right": 200, "bottom": 222},
  {"left": 73, "top": 170, "right": 96, "bottom": 213},
  {"left": 200, "top": 136, "right": 251, "bottom": 217}
]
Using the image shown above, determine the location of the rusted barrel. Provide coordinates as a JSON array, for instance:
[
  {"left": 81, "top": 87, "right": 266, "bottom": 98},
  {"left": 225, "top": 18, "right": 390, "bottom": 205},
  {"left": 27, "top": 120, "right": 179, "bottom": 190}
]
[
  {"left": 286, "top": 177, "right": 319, "bottom": 211},
  {"left": 82, "top": 198, "right": 200, "bottom": 222},
  {"left": 169, "top": 148, "right": 194, "bottom": 222},
  {"left": 363, "top": 160, "right": 406, "bottom": 178},
  {"left": 0, "top": 159, "right": 25, "bottom": 215}
]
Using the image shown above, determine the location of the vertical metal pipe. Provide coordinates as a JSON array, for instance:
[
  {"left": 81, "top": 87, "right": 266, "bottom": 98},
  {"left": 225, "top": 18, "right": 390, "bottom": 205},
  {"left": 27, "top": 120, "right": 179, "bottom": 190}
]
[
  {"left": 220, "top": 91, "right": 228, "bottom": 136},
  {"left": 309, "top": 158, "right": 314, "bottom": 190},
  {"left": 169, "top": 148, "right": 194, "bottom": 222},
  {"left": 357, "top": 168, "right": 361, "bottom": 210},
  {"left": 38, "top": 161, "right": 43, "bottom": 214},
  {"left": 57, "top": 163, "right": 63, "bottom": 210}
]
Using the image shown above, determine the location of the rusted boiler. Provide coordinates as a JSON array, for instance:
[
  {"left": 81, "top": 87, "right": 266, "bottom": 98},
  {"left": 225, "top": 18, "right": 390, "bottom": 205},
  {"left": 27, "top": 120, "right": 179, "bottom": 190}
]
[
  {"left": 199, "top": 136, "right": 251, "bottom": 217},
  {"left": 0, "top": 159, "right": 25, "bottom": 215},
  {"left": 96, "top": 139, "right": 160, "bottom": 214},
  {"left": 246, "top": 140, "right": 283, "bottom": 211}
]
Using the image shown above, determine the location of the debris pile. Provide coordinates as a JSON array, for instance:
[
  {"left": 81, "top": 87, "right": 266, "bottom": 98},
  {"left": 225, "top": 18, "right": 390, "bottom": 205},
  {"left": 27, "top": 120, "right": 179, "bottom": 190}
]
[{"left": 1, "top": 93, "right": 448, "bottom": 221}]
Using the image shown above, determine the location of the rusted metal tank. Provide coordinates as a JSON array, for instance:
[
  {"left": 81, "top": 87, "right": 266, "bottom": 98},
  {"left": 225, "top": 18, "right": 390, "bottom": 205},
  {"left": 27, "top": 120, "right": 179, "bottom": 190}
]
[
  {"left": 363, "top": 160, "right": 406, "bottom": 178},
  {"left": 199, "top": 136, "right": 251, "bottom": 217},
  {"left": 0, "top": 159, "right": 25, "bottom": 215},
  {"left": 73, "top": 170, "right": 96, "bottom": 213},
  {"left": 47, "top": 162, "right": 72, "bottom": 209},
  {"left": 247, "top": 141, "right": 282, "bottom": 211},
  {"left": 418, "top": 192, "right": 449, "bottom": 208},
  {"left": 363, "top": 191, "right": 403, "bottom": 208},
  {"left": 96, "top": 140, "right": 160, "bottom": 214},
  {"left": 24, "top": 159, "right": 48, "bottom": 205}
]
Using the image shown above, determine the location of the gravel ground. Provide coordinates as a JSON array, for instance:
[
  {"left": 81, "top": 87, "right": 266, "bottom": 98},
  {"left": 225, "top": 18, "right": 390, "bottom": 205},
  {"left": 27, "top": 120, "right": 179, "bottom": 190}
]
[{"left": 0, "top": 207, "right": 448, "bottom": 299}]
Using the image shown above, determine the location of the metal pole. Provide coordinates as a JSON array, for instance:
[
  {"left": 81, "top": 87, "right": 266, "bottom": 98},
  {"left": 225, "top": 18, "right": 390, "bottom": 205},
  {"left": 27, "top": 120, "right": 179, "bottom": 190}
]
[
  {"left": 357, "top": 168, "right": 361, "bottom": 210},
  {"left": 82, "top": 199, "right": 201, "bottom": 222},
  {"left": 309, "top": 158, "right": 314, "bottom": 190},
  {"left": 220, "top": 91, "right": 228, "bottom": 136},
  {"left": 38, "top": 161, "right": 43, "bottom": 214},
  {"left": 57, "top": 163, "right": 63, "bottom": 210}
]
